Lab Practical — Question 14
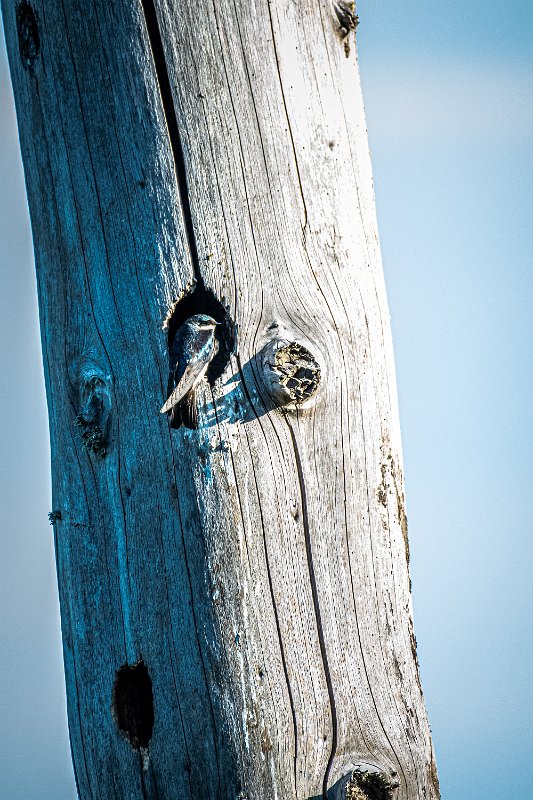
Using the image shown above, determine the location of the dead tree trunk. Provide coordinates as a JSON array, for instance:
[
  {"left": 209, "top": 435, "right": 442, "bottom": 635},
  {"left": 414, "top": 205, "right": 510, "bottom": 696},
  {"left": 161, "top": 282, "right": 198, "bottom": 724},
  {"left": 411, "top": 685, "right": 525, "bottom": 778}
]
[{"left": 3, "top": 1, "right": 439, "bottom": 798}]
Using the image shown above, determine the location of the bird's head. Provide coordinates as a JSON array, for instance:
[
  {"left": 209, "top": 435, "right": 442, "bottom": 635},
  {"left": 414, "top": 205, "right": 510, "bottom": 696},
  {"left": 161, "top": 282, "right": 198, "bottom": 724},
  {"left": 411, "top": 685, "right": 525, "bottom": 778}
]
[{"left": 188, "top": 314, "right": 219, "bottom": 331}]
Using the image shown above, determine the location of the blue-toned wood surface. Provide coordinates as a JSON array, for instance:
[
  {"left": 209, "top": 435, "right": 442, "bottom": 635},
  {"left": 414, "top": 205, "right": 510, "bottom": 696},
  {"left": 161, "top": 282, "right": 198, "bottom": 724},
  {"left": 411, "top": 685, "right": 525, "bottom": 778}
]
[{"left": 2, "top": 1, "right": 439, "bottom": 798}]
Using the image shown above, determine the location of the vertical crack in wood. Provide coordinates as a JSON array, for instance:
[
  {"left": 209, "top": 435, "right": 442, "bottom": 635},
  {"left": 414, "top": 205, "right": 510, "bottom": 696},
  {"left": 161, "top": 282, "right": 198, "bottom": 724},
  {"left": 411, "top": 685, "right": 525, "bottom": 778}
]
[
  {"left": 286, "top": 419, "right": 338, "bottom": 800},
  {"left": 140, "top": 0, "right": 202, "bottom": 284},
  {"left": 137, "top": 7, "right": 229, "bottom": 783},
  {"left": 235, "top": 354, "right": 299, "bottom": 794},
  {"left": 265, "top": 0, "right": 308, "bottom": 231},
  {"left": 164, "top": 440, "right": 224, "bottom": 796}
]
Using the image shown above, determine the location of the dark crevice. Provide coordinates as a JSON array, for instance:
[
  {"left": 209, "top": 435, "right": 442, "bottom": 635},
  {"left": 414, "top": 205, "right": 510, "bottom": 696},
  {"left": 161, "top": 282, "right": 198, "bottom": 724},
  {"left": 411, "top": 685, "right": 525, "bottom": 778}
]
[
  {"left": 140, "top": 768, "right": 149, "bottom": 800},
  {"left": 16, "top": 1, "right": 40, "bottom": 71},
  {"left": 142, "top": 0, "right": 237, "bottom": 399},
  {"left": 140, "top": 0, "right": 202, "bottom": 282},
  {"left": 234, "top": 355, "right": 299, "bottom": 794},
  {"left": 112, "top": 660, "right": 154, "bottom": 751},
  {"left": 165, "top": 435, "right": 225, "bottom": 796},
  {"left": 285, "top": 420, "right": 337, "bottom": 800}
]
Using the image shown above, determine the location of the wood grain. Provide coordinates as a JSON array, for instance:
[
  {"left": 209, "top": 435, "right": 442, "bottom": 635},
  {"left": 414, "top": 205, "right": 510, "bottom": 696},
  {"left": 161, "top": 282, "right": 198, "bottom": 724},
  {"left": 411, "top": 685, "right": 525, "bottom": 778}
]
[{"left": 2, "top": 0, "right": 439, "bottom": 797}]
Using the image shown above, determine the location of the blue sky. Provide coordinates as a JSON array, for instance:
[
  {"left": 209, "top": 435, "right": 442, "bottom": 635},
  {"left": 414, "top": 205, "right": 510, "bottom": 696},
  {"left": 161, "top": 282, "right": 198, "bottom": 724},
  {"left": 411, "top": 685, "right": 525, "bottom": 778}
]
[{"left": 1, "top": 2, "right": 532, "bottom": 798}]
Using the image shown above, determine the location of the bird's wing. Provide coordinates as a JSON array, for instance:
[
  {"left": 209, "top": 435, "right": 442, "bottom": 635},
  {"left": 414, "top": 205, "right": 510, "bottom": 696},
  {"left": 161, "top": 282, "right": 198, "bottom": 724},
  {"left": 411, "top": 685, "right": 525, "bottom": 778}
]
[{"left": 160, "top": 357, "right": 209, "bottom": 414}]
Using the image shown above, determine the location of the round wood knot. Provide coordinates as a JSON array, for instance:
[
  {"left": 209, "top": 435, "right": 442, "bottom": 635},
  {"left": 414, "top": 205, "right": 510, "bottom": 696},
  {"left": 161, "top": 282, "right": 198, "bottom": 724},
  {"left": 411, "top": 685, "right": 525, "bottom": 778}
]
[
  {"left": 344, "top": 768, "right": 398, "bottom": 800},
  {"left": 261, "top": 340, "right": 321, "bottom": 408},
  {"left": 75, "top": 367, "right": 112, "bottom": 458}
]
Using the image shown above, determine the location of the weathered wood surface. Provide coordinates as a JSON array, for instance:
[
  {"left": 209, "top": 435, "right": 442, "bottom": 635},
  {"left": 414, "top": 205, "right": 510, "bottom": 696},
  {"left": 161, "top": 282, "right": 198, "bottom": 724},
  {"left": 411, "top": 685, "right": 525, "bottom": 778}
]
[{"left": 2, "top": 1, "right": 439, "bottom": 798}]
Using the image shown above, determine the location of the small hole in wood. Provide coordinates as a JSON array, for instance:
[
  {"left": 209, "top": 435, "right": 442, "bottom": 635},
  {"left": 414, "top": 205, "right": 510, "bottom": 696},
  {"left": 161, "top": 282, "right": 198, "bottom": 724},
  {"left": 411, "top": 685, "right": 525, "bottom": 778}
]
[
  {"left": 112, "top": 660, "right": 154, "bottom": 751},
  {"left": 16, "top": 2, "right": 40, "bottom": 71},
  {"left": 165, "top": 281, "right": 236, "bottom": 385}
]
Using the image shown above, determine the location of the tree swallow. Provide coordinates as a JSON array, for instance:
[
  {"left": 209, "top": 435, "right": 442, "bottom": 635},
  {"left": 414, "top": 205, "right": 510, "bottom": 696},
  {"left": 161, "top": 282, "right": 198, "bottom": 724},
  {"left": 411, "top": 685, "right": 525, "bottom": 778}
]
[{"left": 160, "top": 314, "right": 219, "bottom": 429}]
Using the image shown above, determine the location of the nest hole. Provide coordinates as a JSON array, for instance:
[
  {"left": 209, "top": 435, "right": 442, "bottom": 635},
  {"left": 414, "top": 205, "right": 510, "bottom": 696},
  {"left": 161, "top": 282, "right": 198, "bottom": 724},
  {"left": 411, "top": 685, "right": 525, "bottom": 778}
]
[
  {"left": 112, "top": 660, "right": 154, "bottom": 751},
  {"left": 16, "top": 2, "right": 40, "bottom": 70},
  {"left": 165, "top": 282, "right": 235, "bottom": 385}
]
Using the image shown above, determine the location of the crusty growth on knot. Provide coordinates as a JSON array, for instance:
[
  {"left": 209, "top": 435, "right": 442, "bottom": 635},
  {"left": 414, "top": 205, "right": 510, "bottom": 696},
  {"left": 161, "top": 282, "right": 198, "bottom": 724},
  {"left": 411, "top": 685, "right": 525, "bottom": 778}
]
[
  {"left": 262, "top": 340, "right": 321, "bottom": 408},
  {"left": 274, "top": 343, "right": 321, "bottom": 402},
  {"left": 345, "top": 769, "right": 398, "bottom": 800},
  {"left": 75, "top": 416, "right": 106, "bottom": 458}
]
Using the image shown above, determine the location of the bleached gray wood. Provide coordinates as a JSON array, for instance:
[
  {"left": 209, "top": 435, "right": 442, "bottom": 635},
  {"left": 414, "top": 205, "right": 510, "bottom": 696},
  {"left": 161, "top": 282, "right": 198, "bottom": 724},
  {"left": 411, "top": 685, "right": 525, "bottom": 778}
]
[{"left": 2, "top": 1, "right": 440, "bottom": 798}]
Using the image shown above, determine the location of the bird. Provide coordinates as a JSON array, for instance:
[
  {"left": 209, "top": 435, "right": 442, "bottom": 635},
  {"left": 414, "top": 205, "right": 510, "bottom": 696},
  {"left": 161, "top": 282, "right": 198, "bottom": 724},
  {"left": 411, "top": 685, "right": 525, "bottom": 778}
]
[{"left": 160, "top": 314, "right": 219, "bottom": 429}]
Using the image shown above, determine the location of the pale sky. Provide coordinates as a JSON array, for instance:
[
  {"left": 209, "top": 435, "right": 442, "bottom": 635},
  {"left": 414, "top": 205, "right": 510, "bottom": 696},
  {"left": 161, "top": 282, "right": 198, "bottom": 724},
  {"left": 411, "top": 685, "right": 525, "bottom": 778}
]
[{"left": 1, "top": 2, "right": 532, "bottom": 798}]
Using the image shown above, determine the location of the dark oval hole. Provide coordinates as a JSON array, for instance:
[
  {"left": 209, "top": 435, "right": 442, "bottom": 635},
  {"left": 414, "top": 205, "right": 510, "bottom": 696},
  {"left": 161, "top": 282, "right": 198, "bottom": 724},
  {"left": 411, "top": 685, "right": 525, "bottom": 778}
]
[
  {"left": 166, "top": 281, "right": 236, "bottom": 386},
  {"left": 112, "top": 660, "right": 154, "bottom": 750},
  {"left": 16, "top": 1, "right": 40, "bottom": 70}
]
